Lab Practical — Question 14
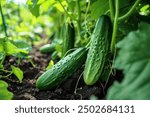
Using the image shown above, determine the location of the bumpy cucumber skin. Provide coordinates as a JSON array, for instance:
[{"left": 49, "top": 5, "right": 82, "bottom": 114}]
[
  {"left": 36, "top": 48, "right": 87, "bottom": 90},
  {"left": 83, "top": 15, "right": 112, "bottom": 85},
  {"left": 62, "top": 23, "right": 75, "bottom": 56},
  {"left": 40, "top": 44, "right": 55, "bottom": 53}
]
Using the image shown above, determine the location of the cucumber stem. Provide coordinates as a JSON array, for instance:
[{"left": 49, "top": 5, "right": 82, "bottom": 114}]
[
  {"left": 118, "top": 0, "right": 141, "bottom": 21},
  {"left": 76, "top": 0, "right": 82, "bottom": 41},
  {"left": 0, "top": 72, "right": 13, "bottom": 78},
  {"left": 84, "top": 0, "right": 92, "bottom": 36},
  {"left": 109, "top": 0, "right": 115, "bottom": 20},
  {"left": 110, "top": 0, "right": 119, "bottom": 53}
]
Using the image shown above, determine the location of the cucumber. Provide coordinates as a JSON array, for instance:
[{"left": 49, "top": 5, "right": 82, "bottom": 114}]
[
  {"left": 83, "top": 15, "right": 112, "bottom": 85},
  {"left": 40, "top": 43, "right": 55, "bottom": 53},
  {"left": 62, "top": 22, "right": 75, "bottom": 56},
  {"left": 36, "top": 48, "right": 87, "bottom": 90}
]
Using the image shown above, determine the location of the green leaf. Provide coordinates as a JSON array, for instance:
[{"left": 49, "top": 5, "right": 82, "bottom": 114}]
[
  {"left": 91, "top": 0, "right": 109, "bottom": 19},
  {"left": 12, "top": 40, "right": 32, "bottom": 52},
  {"left": 0, "top": 38, "right": 28, "bottom": 55},
  {"left": 5, "top": 41, "right": 28, "bottom": 55},
  {"left": 107, "top": 22, "right": 150, "bottom": 100},
  {"left": 46, "top": 60, "right": 54, "bottom": 70},
  {"left": 27, "top": 0, "right": 40, "bottom": 17},
  {"left": 12, "top": 40, "right": 31, "bottom": 58},
  {"left": 0, "top": 80, "right": 13, "bottom": 100},
  {"left": 11, "top": 65, "right": 23, "bottom": 83}
]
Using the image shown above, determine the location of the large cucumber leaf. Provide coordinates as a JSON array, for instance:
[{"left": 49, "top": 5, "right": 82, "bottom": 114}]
[{"left": 107, "top": 22, "right": 150, "bottom": 100}]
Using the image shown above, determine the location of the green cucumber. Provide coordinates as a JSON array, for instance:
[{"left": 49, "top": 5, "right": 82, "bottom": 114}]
[
  {"left": 36, "top": 47, "right": 87, "bottom": 90},
  {"left": 83, "top": 15, "right": 112, "bottom": 85},
  {"left": 62, "top": 22, "right": 75, "bottom": 56},
  {"left": 40, "top": 43, "right": 55, "bottom": 53}
]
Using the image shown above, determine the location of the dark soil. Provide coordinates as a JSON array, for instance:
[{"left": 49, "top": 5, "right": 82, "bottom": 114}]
[{"left": 3, "top": 45, "right": 123, "bottom": 100}]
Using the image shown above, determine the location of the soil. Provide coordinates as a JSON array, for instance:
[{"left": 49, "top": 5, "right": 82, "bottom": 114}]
[{"left": 2, "top": 45, "right": 123, "bottom": 100}]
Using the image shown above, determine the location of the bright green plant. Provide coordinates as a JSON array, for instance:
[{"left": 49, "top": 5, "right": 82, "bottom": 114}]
[
  {"left": 107, "top": 22, "right": 150, "bottom": 99},
  {"left": 28, "top": 0, "right": 150, "bottom": 90},
  {"left": 1, "top": 0, "right": 149, "bottom": 100},
  {"left": 0, "top": 80, "right": 13, "bottom": 100}
]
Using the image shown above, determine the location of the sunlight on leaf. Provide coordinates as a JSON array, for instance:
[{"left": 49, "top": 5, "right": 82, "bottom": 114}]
[
  {"left": 54, "top": 1, "right": 67, "bottom": 13},
  {"left": 40, "top": 0, "right": 56, "bottom": 12}
]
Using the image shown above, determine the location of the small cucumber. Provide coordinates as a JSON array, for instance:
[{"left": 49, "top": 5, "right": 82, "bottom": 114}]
[
  {"left": 36, "top": 48, "right": 87, "bottom": 90},
  {"left": 83, "top": 15, "right": 112, "bottom": 85},
  {"left": 62, "top": 22, "right": 75, "bottom": 56},
  {"left": 40, "top": 43, "right": 55, "bottom": 53}
]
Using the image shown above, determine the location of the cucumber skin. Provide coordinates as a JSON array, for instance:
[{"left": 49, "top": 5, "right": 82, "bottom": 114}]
[
  {"left": 62, "top": 23, "right": 75, "bottom": 56},
  {"left": 83, "top": 15, "right": 112, "bottom": 85},
  {"left": 40, "top": 44, "right": 55, "bottom": 53},
  {"left": 36, "top": 48, "right": 87, "bottom": 90}
]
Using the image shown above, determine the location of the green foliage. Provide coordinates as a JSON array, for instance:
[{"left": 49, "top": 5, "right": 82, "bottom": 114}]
[
  {"left": 12, "top": 40, "right": 32, "bottom": 52},
  {"left": 11, "top": 65, "right": 23, "bottom": 83},
  {"left": 46, "top": 60, "right": 54, "bottom": 70},
  {"left": 0, "top": 0, "right": 149, "bottom": 99},
  {"left": 27, "top": 0, "right": 40, "bottom": 17},
  {"left": 91, "top": 0, "right": 109, "bottom": 19},
  {"left": 0, "top": 80, "right": 13, "bottom": 100},
  {"left": 107, "top": 22, "right": 150, "bottom": 100},
  {"left": 0, "top": 38, "right": 28, "bottom": 55}
]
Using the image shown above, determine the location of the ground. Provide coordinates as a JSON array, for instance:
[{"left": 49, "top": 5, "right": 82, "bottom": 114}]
[{"left": 3, "top": 45, "right": 123, "bottom": 100}]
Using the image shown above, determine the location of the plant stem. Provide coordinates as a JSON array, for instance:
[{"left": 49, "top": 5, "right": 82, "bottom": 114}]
[
  {"left": 0, "top": 69, "right": 11, "bottom": 73},
  {"left": 109, "top": 0, "right": 115, "bottom": 20},
  {"left": 0, "top": 3, "right": 8, "bottom": 37},
  {"left": 0, "top": 72, "right": 12, "bottom": 78},
  {"left": 0, "top": 54, "right": 6, "bottom": 65},
  {"left": 57, "top": 0, "right": 74, "bottom": 20},
  {"left": 118, "top": 0, "right": 141, "bottom": 21},
  {"left": 76, "top": 0, "right": 81, "bottom": 41},
  {"left": 84, "top": 0, "right": 92, "bottom": 36},
  {"left": 110, "top": 0, "right": 119, "bottom": 53}
]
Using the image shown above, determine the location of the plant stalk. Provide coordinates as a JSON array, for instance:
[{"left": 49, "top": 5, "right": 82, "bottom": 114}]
[
  {"left": 76, "top": 0, "right": 82, "bottom": 41},
  {"left": 110, "top": 0, "right": 119, "bottom": 53},
  {"left": 109, "top": 0, "right": 115, "bottom": 20},
  {"left": 118, "top": 0, "right": 141, "bottom": 21}
]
